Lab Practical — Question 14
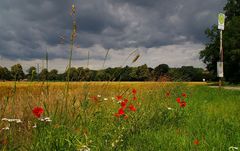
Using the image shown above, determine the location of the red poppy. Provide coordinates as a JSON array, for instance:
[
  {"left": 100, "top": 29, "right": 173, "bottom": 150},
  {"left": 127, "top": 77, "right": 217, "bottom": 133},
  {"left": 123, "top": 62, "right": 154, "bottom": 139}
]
[
  {"left": 133, "top": 96, "right": 137, "bottom": 101},
  {"left": 121, "top": 101, "right": 127, "bottom": 108},
  {"left": 193, "top": 139, "right": 199, "bottom": 145},
  {"left": 32, "top": 107, "right": 44, "bottom": 118},
  {"left": 91, "top": 96, "right": 98, "bottom": 102},
  {"left": 129, "top": 104, "right": 136, "bottom": 112},
  {"left": 132, "top": 88, "right": 137, "bottom": 95},
  {"left": 123, "top": 99, "right": 128, "bottom": 103},
  {"left": 176, "top": 98, "right": 181, "bottom": 103},
  {"left": 179, "top": 101, "right": 186, "bottom": 107},
  {"left": 182, "top": 93, "right": 187, "bottom": 97},
  {"left": 116, "top": 95, "right": 123, "bottom": 100},
  {"left": 118, "top": 108, "right": 125, "bottom": 115},
  {"left": 166, "top": 91, "right": 170, "bottom": 97}
]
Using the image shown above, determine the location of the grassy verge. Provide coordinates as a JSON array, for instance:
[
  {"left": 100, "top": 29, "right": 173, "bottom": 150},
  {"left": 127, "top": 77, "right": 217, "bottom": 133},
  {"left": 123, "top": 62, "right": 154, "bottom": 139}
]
[{"left": 0, "top": 82, "right": 239, "bottom": 150}]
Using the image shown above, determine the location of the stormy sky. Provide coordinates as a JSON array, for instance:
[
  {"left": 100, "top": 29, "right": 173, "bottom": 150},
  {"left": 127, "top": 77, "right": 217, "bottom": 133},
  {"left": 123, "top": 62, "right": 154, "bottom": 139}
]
[{"left": 0, "top": 0, "right": 226, "bottom": 72}]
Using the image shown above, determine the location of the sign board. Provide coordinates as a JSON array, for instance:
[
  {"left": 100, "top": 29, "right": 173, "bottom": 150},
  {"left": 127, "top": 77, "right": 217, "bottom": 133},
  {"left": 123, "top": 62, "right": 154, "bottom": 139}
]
[
  {"left": 217, "top": 62, "right": 224, "bottom": 77},
  {"left": 218, "top": 13, "right": 225, "bottom": 30}
]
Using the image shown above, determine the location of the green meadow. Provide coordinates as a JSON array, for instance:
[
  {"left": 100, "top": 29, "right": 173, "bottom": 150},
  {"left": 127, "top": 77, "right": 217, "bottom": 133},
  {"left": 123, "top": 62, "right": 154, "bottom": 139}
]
[{"left": 0, "top": 82, "right": 239, "bottom": 150}]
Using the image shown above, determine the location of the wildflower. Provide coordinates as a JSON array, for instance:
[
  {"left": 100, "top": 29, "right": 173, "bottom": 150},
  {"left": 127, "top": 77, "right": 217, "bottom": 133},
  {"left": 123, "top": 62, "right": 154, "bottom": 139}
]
[
  {"left": 124, "top": 115, "right": 128, "bottom": 119},
  {"left": 193, "top": 139, "right": 199, "bottom": 145},
  {"left": 167, "top": 107, "right": 173, "bottom": 110},
  {"left": 121, "top": 101, "right": 127, "bottom": 108},
  {"left": 46, "top": 119, "right": 52, "bottom": 122},
  {"left": 1, "top": 118, "right": 22, "bottom": 123},
  {"left": 33, "top": 123, "right": 37, "bottom": 128},
  {"left": 118, "top": 108, "right": 125, "bottom": 115},
  {"left": 123, "top": 99, "right": 128, "bottom": 103},
  {"left": 133, "top": 96, "right": 137, "bottom": 101},
  {"left": 116, "top": 95, "right": 123, "bottom": 100},
  {"left": 166, "top": 91, "right": 170, "bottom": 97},
  {"left": 104, "top": 98, "right": 108, "bottom": 101},
  {"left": 176, "top": 98, "right": 181, "bottom": 103},
  {"left": 1, "top": 118, "right": 8, "bottom": 121},
  {"left": 40, "top": 118, "right": 45, "bottom": 122},
  {"left": 44, "top": 117, "right": 50, "bottom": 121},
  {"left": 179, "top": 101, "right": 187, "bottom": 107},
  {"left": 39, "top": 117, "right": 52, "bottom": 122},
  {"left": 16, "top": 119, "right": 22, "bottom": 123},
  {"left": 1, "top": 127, "right": 9, "bottom": 131},
  {"left": 91, "top": 96, "right": 98, "bottom": 101},
  {"left": 129, "top": 104, "right": 136, "bottom": 112},
  {"left": 97, "top": 95, "right": 101, "bottom": 98},
  {"left": 132, "top": 88, "right": 137, "bottom": 95},
  {"left": 182, "top": 93, "right": 187, "bottom": 97},
  {"left": 32, "top": 107, "right": 44, "bottom": 118}
]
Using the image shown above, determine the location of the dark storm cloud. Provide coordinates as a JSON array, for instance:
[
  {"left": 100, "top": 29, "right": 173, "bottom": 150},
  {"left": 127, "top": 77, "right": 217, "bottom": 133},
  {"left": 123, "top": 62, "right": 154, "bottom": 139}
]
[{"left": 0, "top": 0, "right": 226, "bottom": 60}]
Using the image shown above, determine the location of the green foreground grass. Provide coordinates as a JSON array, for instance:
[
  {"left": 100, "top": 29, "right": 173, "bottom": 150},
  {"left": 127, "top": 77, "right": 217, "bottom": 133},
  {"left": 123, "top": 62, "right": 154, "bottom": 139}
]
[{"left": 0, "top": 82, "right": 240, "bottom": 151}]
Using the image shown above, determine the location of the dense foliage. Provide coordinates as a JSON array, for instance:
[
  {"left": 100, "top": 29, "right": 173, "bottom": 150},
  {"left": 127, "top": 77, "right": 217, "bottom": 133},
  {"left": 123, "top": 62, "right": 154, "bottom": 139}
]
[
  {"left": 200, "top": 0, "right": 240, "bottom": 83},
  {"left": 0, "top": 64, "right": 205, "bottom": 82}
]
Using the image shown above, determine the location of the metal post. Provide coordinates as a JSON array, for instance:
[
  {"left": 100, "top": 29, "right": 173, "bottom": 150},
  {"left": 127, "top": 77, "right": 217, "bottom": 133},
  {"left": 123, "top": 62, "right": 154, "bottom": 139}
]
[{"left": 219, "top": 30, "right": 223, "bottom": 88}]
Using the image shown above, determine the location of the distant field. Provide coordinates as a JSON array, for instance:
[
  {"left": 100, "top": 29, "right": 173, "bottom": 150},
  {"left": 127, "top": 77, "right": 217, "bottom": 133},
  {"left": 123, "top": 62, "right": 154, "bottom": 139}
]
[{"left": 0, "top": 82, "right": 239, "bottom": 150}]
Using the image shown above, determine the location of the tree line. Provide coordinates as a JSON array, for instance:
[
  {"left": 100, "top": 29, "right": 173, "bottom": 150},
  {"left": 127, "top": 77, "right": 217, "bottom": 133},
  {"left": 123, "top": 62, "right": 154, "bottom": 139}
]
[{"left": 0, "top": 64, "right": 208, "bottom": 82}]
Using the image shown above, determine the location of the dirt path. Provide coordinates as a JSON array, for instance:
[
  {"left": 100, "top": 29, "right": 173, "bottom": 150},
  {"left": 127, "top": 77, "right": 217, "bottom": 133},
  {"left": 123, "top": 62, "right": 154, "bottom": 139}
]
[{"left": 209, "top": 86, "right": 240, "bottom": 90}]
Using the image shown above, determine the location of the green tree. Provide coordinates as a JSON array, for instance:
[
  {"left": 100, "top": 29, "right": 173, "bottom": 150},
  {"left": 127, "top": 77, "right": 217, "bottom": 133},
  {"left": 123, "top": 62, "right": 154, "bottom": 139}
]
[
  {"left": 11, "top": 64, "right": 24, "bottom": 81},
  {"left": 27, "top": 66, "right": 37, "bottom": 81},
  {"left": 129, "top": 67, "right": 138, "bottom": 81},
  {"left": 0, "top": 66, "right": 12, "bottom": 80},
  {"left": 77, "top": 67, "right": 85, "bottom": 81},
  {"left": 154, "top": 64, "right": 169, "bottom": 80},
  {"left": 39, "top": 68, "right": 48, "bottom": 81},
  {"left": 119, "top": 66, "right": 132, "bottom": 81},
  {"left": 136, "top": 64, "right": 150, "bottom": 81},
  {"left": 200, "top": 0, "right": 240, "bottom": 83},
  {"left": 65, "top": 67, "right": 78, "bottom": 81},
  {"left": 48, "top": 69, "right": 58, "bottom": 81},
  {"left": 224, "top": 0, "right": 240, "bottom": 21}
]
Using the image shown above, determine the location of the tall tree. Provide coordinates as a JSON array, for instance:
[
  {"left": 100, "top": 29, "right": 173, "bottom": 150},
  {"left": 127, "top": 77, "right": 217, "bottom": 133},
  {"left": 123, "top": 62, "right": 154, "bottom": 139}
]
[
  {"left": 48, "top": 69, "right": 58, "bottom": 81},
  {"left": 11, "top": 64, "right": 24, "bottom": 81},
  {"left": 0, "top": 66, "right": 12, "bottom": 80},
  {"left": 154, "top": 64, "right": 169, "bottom": 81},
  {"left": 39, "top": 68, "right": 48, "bottom": 81},
  {"left": 27, "top": 66, "right": 37, "bottom": 81},
  {"left": 65, "top": 67, "right": 78, "bottom": 81},
  {"left": 200, "top": 0, "right": 240, "bottom": 83}
]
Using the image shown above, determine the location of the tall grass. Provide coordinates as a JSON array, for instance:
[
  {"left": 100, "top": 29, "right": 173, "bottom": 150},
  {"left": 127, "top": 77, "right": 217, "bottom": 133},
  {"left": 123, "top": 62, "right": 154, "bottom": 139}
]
[{"left": 0, "top": 83, "right": 239, "bottom": 150}]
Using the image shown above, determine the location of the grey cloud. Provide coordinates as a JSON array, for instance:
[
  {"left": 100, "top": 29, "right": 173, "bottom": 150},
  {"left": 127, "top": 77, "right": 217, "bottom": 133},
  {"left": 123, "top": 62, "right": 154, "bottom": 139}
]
[{"left": 0, "top": 0, "right": 226, "bottom": 62}]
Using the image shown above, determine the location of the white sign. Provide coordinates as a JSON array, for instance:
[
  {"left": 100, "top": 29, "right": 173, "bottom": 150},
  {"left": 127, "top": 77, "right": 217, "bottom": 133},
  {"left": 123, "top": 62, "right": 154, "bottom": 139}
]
[
  {"left": 218, "top": 13, "right": 225, "bottom": 30},
  {"left": 217, "top": 62, "right": 224, "bottom": 77}
]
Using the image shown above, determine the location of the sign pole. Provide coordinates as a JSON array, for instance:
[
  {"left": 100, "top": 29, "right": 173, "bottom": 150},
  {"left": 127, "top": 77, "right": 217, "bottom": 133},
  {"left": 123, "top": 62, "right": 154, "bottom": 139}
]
[
  {"left": 217, "top": 13, "right": 225, "bottom": 88},
  {"left": 219, "top": 30, "right": 223, "bottom": 88}
]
